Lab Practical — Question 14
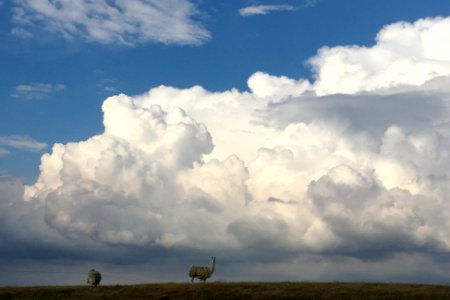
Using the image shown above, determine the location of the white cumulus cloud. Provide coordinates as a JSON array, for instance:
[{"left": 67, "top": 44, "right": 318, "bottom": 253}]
[
  {"left": 5, "top": 15, "right": 450, "bottom": 282},
  {"left": 308, "top": 17, "right": 450, "bottom": 95}
]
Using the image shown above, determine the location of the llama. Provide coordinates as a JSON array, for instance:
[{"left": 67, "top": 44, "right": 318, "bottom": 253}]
[
  {"left": 188, "top": 257, "right": 216, "bottom": 283},
  {"left": 87, "top": 269, "right": 102, "bottom": 287}
]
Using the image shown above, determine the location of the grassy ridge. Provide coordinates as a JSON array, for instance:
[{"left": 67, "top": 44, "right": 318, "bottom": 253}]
[{"left": 1, "top": 282, "right": 450, "bottom": 300}]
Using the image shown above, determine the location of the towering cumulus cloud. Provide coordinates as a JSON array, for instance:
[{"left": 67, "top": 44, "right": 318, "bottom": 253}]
[
  {"left": 308, "top": 17, "right": 450, "bottom": 95},
  {"left": 25, "top": 95, "right": 214, "bottom": 245},
  {"left": 14, "top": 16, "right": 450, "bottom": 280}
]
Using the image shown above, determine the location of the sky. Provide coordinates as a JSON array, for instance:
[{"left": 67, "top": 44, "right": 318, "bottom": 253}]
[{"left": 2, "top": 0, "right": 450, "bottom": 286}]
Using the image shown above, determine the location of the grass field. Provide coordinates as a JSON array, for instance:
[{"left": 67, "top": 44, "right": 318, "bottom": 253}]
[{"left": 1, "top": 282, "right": 450, "bottom": 300}]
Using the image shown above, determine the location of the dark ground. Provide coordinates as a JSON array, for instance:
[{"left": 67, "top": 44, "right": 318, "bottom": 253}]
[{"left": 2, "top": 282, "right": 450, "bottom": 300}]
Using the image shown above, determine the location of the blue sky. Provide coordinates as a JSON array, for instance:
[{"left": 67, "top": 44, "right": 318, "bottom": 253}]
[{"left": 2, "top": 0, "right": 450, "bottom": 286}]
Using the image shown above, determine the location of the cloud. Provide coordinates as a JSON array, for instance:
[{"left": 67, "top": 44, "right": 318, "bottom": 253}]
[
  {"left": 307, "top": 17, "right": 450, "bottom": 95},
  {"left": 5, "top": 16, "right": 450, "bottom": 283},
  {"left": 248, "top": 71, "right": 310, "bottom": 100},
  {"left": 12, "top": 0, "right": 210, "bottom": 46},
  {"left": 10, "top": 83, "right": 65, "bottom": 100},
  {"left": 0, "top": 135, "right": 47, "bottom": 152},
  {"left": 246, "top": 17, "right": 450, "bottom": 97},
  {"left": 10, "top": 27, "right": 33, "bottom": 38},
  {"left": 0, "top": 148, "right": 9, "bottom": 156},
  {"left": 303, "top": 0, "right": 319, "bottom": 8},
  {"left": 96, "top": 78, "right": 117, "bottom": 93},
  {"left": 239, "top": 4, "right": 294, "bottom": 17},
  {"left": 102, "top": 86, "right": 116, "bottom": 92}
]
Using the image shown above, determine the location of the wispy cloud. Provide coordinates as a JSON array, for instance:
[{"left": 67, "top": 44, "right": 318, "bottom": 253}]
[
  {"left": 12, "top": 0, "right": 210, "bottom": 46},
  {"left": 10, "top": 83, "right": 65, "bottom": 100},
  {"left": 0, "top": 148, "right": 10, "bottom": 156},
  {"left": 239, "top": 4, "right": 294, "bottom": 17},
  {"left": 10, "top": 27, "right": 33, "bottom": 39},
  {"left": 303, "top": 0, "right": 319, "bottom": 8},
  {"left": 96, "top": 78, "right": 117, "bottom": 94},
  {"left": 0, "top": 136, "right": 47, "bottom": 152}
]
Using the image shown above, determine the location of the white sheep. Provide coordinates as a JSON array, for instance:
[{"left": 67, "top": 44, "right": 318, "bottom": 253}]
[
  {"left": 188, "top": 256, "right": 216, "bottom": 283},
  {"left": 87, "top": 268, "right": 102, "bottom": 287}
]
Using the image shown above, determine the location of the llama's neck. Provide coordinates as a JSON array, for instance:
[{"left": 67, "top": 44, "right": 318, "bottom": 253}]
[{"left": 209, "top": 258, "right": 215, "bottom": 273}]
